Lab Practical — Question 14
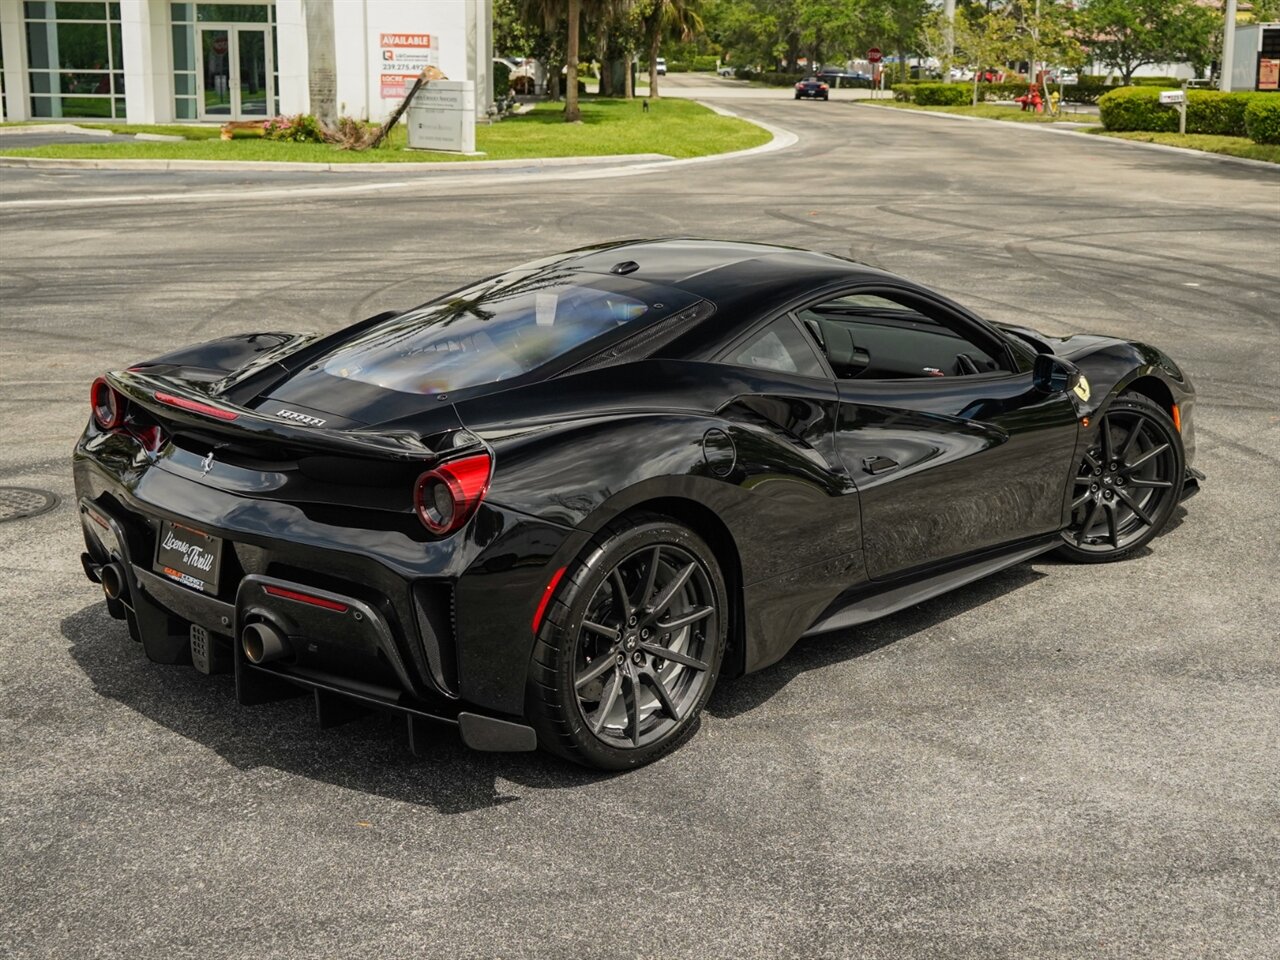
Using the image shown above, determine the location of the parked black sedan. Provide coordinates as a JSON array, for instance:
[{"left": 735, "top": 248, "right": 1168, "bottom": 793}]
[
  {"left": 74, "top": 240, "right": 1200, "bottom": 769},
  {"left": 794, "top": 76, "right": 830, "bottom": 100}
]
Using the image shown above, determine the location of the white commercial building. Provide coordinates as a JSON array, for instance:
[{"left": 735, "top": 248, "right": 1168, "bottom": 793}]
[{"left": 0, "top": 0, "right": 493, "bottom": 124}]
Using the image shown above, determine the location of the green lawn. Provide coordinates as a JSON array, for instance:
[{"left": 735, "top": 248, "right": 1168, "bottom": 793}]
[
  {"left": 862, "top": 100, "right": 1101, "bottom": 124},
  {"left": 0, "top": 99, "right": 770, "bottom": 163},
  {"left": 1086, "top": 129, "right": 1280, "bottom": 164}
]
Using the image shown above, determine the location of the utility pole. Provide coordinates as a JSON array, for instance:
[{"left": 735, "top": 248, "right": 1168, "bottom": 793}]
[{"left": 1220, "top": 0, "right": 1238, "bottom": 91}]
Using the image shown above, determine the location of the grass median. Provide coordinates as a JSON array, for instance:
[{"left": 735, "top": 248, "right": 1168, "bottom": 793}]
[
  {"left": 0, "top": 98, "right": 770, "bottom": 164},
  {"left": 858, "top": 100, "right": 1101, "bottom": 124},
  {"left": 1085, "top": 129, "right": 1280, "bottom": 164}
]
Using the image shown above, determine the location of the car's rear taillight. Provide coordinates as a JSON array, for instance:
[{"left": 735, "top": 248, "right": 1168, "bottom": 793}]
[
  {"left": 90, "top": 377, "right": 126, "bottom": 430},
  {"left": 154, "top": 390, "right": 239, "bottom": 421},
  {"left": 795, "top": 82, "right": 804, "bottom": 89},
  {"left": 414, "top": 453, "right": 493, "bottom": 535},
  {"left": 820, "top": 83, "right": 829, "bottom": 90}
]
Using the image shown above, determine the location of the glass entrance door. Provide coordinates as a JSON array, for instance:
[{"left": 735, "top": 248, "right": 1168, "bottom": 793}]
[
  {"left": 200, "top": 29, "right": 232, "bottom": 117},
  {"left": 237, "top": 29, "right": 269, "bottom": 117},
  {"left": 198, "top": 26, "right": 272, "bottom": 120}
]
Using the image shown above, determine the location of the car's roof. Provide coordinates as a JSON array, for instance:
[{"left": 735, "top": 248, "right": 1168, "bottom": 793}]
[{"left": 529, "top": 238, "right": 899, "bottom": 317}]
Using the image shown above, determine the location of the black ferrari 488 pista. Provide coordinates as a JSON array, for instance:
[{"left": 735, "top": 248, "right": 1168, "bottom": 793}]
[{"left": 74, "top": 240, "right": 1201, "bottom": 769}]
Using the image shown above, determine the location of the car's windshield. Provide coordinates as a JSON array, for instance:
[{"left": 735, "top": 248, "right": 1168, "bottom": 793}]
[{"left": 320, "top": 272, "right": 699, "bottom": 395}]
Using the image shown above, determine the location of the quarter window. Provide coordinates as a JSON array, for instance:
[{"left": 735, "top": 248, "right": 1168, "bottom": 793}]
[{"left": 729, "top": 317, "right": 827, "bottom": 379}]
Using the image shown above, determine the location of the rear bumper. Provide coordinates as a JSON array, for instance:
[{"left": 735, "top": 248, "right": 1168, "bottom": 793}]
[{"left": 73, "top": 442, "right": 579, "bottom": 750}]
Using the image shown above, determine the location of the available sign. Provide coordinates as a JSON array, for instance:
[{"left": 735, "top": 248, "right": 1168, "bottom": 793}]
[
  {"left": 1259, "top": 57, "right": 1279, "bottom": 91},
  {"left": 378, "top": 32, "right": 439, "bottom": 100},
  {"left": 1158, "top": 90, "right": 1186, "bottom": 105}
]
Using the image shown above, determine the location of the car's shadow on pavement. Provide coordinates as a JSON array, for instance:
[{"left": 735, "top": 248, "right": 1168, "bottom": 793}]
[
  {"left": 707, "top": 562, "right": 1047, "bottom": 720},
  {"left": 61, "top": 546, "right": 1095, "bottom": 807},
  {"left": 62, "top": 604, "right": 615, "bottom": 814}
]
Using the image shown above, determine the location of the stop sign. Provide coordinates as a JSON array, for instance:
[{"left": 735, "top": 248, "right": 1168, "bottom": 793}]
[
  {"left": 212, "top": 36, "right": 228, "bottom": 56},
  {"left": 867, "top": 48, "right": 882, "bottom": 64}
]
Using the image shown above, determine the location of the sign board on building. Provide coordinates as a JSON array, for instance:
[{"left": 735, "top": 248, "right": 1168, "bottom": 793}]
[
  {"left": 1158, "top": 90, "right": 1186, "bottom": 105},
  {"left": 406, "top": 80, "right": 476, "bottom": 153},
  {"left": 379, "top": 32, "right": 440, "bottom": 100},
  {"left": 1259, "top": 57, "right": 1280, "bottom": 91}
]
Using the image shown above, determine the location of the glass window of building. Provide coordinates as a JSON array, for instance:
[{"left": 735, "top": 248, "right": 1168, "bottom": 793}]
[{"left": 24, "top": 1, "right": 125, "bottom": 119}]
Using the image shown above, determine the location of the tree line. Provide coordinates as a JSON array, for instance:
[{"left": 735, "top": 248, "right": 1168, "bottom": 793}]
[{"left": 495, "top": 1, "right": 1279, "bottom": 121}]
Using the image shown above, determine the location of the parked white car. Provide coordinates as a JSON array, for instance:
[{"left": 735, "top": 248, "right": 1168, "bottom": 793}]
[{"left": 656, "top": 58, "right": 667, "bottom": 76}]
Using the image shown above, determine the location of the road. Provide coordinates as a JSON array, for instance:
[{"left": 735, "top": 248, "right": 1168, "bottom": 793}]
[{"left": 2, "top": 88, "right": 1278, "bottom": 960}]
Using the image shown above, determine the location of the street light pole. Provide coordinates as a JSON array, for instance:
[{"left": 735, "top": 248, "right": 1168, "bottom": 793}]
[{"left": 1220, "top": 0, "right": 1238, "bottom": 91}]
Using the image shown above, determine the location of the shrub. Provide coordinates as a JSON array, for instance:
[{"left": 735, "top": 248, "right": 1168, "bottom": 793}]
[
  {"left": 1098, "top": 88, "right": 1175, "bottom": 131},
  {"left": 1186, "top": 90, "right": 1260, "bottom": 135},
  {"left": 492, "top": 61, "right": 511, "bottom": 98},
  {"left": 1099, "top": 87, "right": 1268, "bottom": 136},
  {"left": 666, "top": 61, "right": 690, "bottom": 72},
  {"left": 262, "top": 113, "right": 326, "bottom": 143},
  {"left": 1245, "top": 96, "right": 1280, "bottom": 144},
  {"left": 691, "top": 55, "right": 718, "bottom": 72},
  {"left": 911, "top": 82, "right": 972, "bottom": 106}
]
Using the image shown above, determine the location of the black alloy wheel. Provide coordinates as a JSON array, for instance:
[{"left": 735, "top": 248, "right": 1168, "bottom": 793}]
[
  {"left": 527, "top": 514, "right": 727, "bottom": 769},
  {"left": 1056, "top": 393, "right": 1184, "bottom": 563}
]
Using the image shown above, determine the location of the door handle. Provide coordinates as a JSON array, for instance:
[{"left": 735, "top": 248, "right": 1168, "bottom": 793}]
[{"left": 862, "top": 456, "right": 899, "bottom": 475}]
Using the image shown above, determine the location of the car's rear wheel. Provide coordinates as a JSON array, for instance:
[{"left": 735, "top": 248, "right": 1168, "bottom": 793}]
[
  {"left": 526, "top": 513, "right": 727, "bottom": 770},
  {"left": 1056, "top": 393, "right": 1184, "bottom": 563}
]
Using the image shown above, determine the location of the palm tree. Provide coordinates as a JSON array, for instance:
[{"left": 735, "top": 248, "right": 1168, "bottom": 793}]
[
  {"left": 641, "top": 0, "right": 703, "bottom": 99},
  {"left": 566, "top": 0, "right": 583, "bottom": 120}
]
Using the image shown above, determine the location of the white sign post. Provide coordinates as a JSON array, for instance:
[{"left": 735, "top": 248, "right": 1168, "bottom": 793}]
[
  {"left": 406, "top": 81, "right": 478, "bottom": 153},
  {"left": 1159, "top": 89, "right": 1187, "bottom": 134}
]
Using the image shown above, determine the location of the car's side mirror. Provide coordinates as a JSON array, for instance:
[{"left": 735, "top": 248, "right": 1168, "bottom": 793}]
[{"left": 1033, "top": 352, "right": 1082, "bottom": 395}]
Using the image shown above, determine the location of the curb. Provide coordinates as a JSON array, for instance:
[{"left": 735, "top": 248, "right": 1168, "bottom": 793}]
[
  {"left": 0, "top": 151, "right": 675, "bottom": 173},
  {"left": 852, "top": 102, "right": 1280, "bottom": 172}
]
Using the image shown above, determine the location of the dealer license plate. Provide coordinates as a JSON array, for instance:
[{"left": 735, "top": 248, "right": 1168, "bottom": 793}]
[{"left": 154, "top": 520, "right": 222, "bottom": 594}]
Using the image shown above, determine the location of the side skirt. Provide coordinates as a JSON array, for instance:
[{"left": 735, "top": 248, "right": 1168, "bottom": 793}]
[{"left": 802, "top": 536, "right": 1058, "bottom": 637}]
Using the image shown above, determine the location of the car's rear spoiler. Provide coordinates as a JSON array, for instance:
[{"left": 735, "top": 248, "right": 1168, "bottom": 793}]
[{"left": 109, "top": 370, "right": 458, "bottom": 462}]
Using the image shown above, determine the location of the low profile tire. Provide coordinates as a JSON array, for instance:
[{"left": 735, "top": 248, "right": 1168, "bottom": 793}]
[
  {"left": 526, "top": 513, "right": 728, "bottom": 770},
  {"left": 794, "top": 93, "right": 802, "bottom": 100},
  {"left": 1055, "top": 393, "right": 1184, "bottom": 563},
  {"left": 822, "top": 95, "right": 829, "bottom": 101}
]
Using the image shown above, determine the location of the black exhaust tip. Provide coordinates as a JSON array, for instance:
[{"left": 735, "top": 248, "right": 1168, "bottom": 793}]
[
  {"left": 242, "top": 621, "right": 290, "bottom": 664},
  {"left": 100, "top": 562, "right": 127, "bottom": 601}
]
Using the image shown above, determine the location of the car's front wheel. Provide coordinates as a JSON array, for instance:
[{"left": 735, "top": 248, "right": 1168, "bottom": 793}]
[
  {"left": 526, "top": 513, "right": 727, "bottom": 770},
  {"left": 1056, "top": 393, "right": 1184, "bottom": 563}
]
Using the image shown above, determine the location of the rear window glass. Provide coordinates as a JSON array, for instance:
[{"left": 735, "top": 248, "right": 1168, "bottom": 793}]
[{"left": 320, "top": 273, "right": 698, "bottom": 395}]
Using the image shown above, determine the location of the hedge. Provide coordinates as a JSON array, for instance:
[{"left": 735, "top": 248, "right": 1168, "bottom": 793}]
[
  {"left": 893, "top": 77, "right": 1112, "bottom": 105},
  {"left": 734, "top": 68, "right": 805, "bottom": 86},
  {"left": 1244, "top": 96, "right": 1280, "bottom": 144},
  {"left": 1098, "top": 87, "right": 1273, "bottom": 136},
  {"left": 910, "top": 82, "right": 972, "bottom": 106}
]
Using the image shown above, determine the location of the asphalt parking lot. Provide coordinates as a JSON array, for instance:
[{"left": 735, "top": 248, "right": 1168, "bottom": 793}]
[{"left": 2, "top": 95, "right": 1278, "bottom": 959}]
